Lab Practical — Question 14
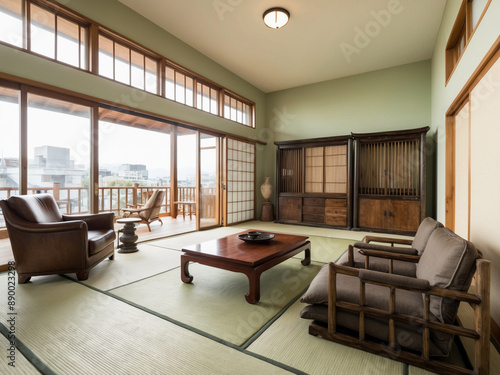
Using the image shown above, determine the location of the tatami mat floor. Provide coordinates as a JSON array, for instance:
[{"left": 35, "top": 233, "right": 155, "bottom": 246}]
[{"left": 0, "top": 220, "right": 498, "bottom": 374}]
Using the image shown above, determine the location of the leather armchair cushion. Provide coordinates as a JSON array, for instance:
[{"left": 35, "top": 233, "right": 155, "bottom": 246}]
[
  {"left": 6, "top": 194, "right": 63, "bottom": 223},
  {"left": 88, "top": 229, "right": 116, "bottom": 255}
]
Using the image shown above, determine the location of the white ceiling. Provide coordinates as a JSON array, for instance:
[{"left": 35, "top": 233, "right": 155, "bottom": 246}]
[{"left": 119, "top": 0, "right": 447, "bottom": 93}]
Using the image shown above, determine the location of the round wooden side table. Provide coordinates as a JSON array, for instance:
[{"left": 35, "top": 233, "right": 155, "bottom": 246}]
[{"left": 116, "top": 218, "right": 141, "bottom": 253}]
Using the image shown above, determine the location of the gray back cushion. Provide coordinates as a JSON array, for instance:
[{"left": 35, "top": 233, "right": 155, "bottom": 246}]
[
  {"left": 416, "top": 227, "right": 478, "bottom": 322},
  {"left": 412, "top": 217, "right": 443, "bottom": 255}
]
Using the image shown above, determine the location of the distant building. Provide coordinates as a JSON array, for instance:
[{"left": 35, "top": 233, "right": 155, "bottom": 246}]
[
  {"left": 118, "top": 164, "right": 148, "bottom": 181},
  {"left": 28, "top": 145, "right": 87, "bottom": 188}
]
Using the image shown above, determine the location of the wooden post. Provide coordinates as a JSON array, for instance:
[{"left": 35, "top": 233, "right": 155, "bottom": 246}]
[
  {"left": 328, "top": 263, "right": 337, "bottom": 335},
  {"left": 53, "top": 182, "right": 60, "bottom": 201},
  {"left": 170, "top": 128, "right": 178, "bottom": 217},
  {"left": 475, "top": 259, "right": 491, "bottom": 375},
  {"left": 132, "top": 183, "right": 139, "bottom": 206}
]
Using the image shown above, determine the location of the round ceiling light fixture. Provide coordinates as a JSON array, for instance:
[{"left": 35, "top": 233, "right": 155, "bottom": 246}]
[{"left": 263, "top": 7, "right": 290, "bottom": 29}]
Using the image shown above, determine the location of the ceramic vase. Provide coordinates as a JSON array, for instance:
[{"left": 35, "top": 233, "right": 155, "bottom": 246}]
[{"left": 260, "top": 177, "right": 272, "bottom": 201}]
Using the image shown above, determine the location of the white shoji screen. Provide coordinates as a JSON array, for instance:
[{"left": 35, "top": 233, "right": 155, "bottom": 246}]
[{"left": 226, "top": 138, "right": 255, "bottom": 224}]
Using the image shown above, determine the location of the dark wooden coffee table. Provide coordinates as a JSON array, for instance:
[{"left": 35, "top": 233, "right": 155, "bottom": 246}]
[{"left": 181, "top": 230, "right": 311, "bottom": 304}]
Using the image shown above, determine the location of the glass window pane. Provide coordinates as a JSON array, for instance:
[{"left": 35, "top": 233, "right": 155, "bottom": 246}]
[
  {"left": 80, "top": 26, "right": 87, "bottom": 70},
  {"left": 56, "top": 16, "right": 79, "bottom": 67},
  {"left": 98, "top": 34, "right": 114, "bottom": 79},
  {"left": 175, "top": 71, "right": 185, "bottom": 104},
  {"left": 165, "top": 66, "right": 175, "bottom": 100},
  {"left": 114, "top": 43, "right": 130, "bottom": 85},
  {"left": 0, "top": 0, "right": 23, "bottom": 48},
  {"left": 27, "top": 94, "right": 91, "bottom": 213},
  {"left": 0, "top": 86, "right": 20, "bottom": 225},
  {"left": 130, "top": 50, "right": 145, "bottom": 90},
  {"left": 98, "top": 109, "right": 170, "bottom": 216},
  {"left": 210, "top": 88, "right": 218, "bottom": 115},
  {"left": 185, "top": 76, "right": 193, "bottom": 106},
  {"left": 472, "top": 0, "right": 488, "bottom": 30},
  {"left": 30, "top": 4, "right": 55, "bottom": 58},
  {"left": 145, "top": 56, "right": 158, "bottom": 94}
]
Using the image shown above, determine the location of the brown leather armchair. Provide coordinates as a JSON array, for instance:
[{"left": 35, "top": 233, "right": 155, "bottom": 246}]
[{"left": 0, "top": 194, "right": 116, "bottom": 283}]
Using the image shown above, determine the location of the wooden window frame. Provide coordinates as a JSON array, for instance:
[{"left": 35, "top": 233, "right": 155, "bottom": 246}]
[
  {"left": 222, "top": 90, "right": 255, "bottom": 128},
  {"left": 0, "top": 0, "right": 256, "bottom": 127},
  {"left": 445, "top": 0, "right": 492, "bottom": 85}
]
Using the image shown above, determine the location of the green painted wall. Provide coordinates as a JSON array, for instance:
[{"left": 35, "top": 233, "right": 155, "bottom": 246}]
[{"left": 261, "top": 61, "right": 432, "bottom": 211}]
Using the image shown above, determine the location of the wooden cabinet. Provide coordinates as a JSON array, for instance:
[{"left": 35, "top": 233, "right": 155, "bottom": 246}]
[
  {"left": 275, "top": 136, "right": 352, "bottom": 229},
  {"left": 353, "top": 127, "right": 429, "bottom": 234},
  {"left": 278, "top": 197, "right": 302, "bottom": 223},
  {"left": 325, "top": 198, "right": 347, "bottom": 226},
  {"left": 275, "top": 127, "right": 428, "bottom": 234},
  {"left": 358, "top": 198, "right": 421, "bottom": 232}
]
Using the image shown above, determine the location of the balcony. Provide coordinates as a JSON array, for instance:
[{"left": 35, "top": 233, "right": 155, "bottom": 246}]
[{"left": 0, "top": 183, "right": 215, "bottom": 228}]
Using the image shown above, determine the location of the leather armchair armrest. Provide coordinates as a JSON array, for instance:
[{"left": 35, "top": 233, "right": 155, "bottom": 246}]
[
  {"left": 63, "top": 212, "right": 114, "bottom": 230},
  {"left": 354, "top": 242, "right": 418, "bottom": 255},
  {"left": 359, "top": 269, "right": 430, "bottom": 291}
]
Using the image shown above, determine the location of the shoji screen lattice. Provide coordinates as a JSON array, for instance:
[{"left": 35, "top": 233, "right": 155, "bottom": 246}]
[{"left": 226, "top": 138, "right": 255, "bottom": 224}]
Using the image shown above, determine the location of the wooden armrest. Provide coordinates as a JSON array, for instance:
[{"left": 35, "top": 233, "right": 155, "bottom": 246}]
[
  {"left": 125, "top": 203, "right": 145, "bottom": 209},
  {"left": 364, "top": 235, "right": 413, "bottom": 246},
  {"left": 357, "top": 248, "right": 420, "bottom": 263},
  {"left": 359, "top": 269, "right": 430, "bottom": 291},
  {"left": 354, "top": 241, "right": 418, "bottom": 255}
]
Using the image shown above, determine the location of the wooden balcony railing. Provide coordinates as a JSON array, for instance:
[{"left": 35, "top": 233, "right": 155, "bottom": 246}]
[{"left": 0, "top": 183, "right": 212, "bottom": 228}]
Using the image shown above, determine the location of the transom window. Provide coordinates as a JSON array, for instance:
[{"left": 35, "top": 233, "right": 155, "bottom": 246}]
[
  {"left": 445, "top": 0, "right": 491, "bottom": 84},
  {"left": 0, "top": 0, "right": 255, "bottom": 127},
  {"left": 224, "top": 92, "right": 253, "bottom": 126},
  {"left": 99, "top": 33, "right": 158, "bottom": 94},
  {"left": 0, "top": 0, "right": 89, "bottom": 69}
]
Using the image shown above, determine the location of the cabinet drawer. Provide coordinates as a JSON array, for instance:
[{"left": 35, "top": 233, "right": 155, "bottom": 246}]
[
  {"left": 325, "top": 216, "right": 346, "bottom": 226},
  {"left": 303, "top": 205, "right": 324, "bottom": 214},
  {"left": 303, "top": 197, "right": 325, "bottom": 206},
  {"left": 325, "top": 198, "right": 346, "bottom": 208},
  {"left": 302, "top": 214, "right": 325, "bottom": 223},
  {"left": 325, "top": 207, "right": 347, "bottom": 217}
]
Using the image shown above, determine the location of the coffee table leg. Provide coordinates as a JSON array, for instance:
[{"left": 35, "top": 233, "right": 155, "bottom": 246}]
[
  {"left": 301, "top": 246, "right": 311, "bottom": 266},
  {"left": 181, "top": 255, "right": 193, "bottom": 283},
  {"left": 244, "top": 269, "right": 261, "bottom": 304}
]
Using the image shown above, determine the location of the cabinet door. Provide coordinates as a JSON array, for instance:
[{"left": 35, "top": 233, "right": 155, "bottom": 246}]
[
  {"left": 358, "top": 198, "right": 385, "bottom": 230},
  {"left": 278, "top": 197, "right": 302, "bottom": 223},
  {"left": 387, "top": 200, "right": 420, "bottom": 232}
]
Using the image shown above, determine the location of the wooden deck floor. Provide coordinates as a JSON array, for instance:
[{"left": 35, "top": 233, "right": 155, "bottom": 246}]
[{"left": 0, "top": 215, "right": 196, "bottom": 272}]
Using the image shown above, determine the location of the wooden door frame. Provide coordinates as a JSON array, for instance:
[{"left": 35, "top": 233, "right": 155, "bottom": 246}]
[{"left": 445, "top": 36, "right": 500, "bottom": 229}]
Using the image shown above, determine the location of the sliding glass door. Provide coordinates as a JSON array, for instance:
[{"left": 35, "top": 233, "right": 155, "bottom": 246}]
[{"left": 198, "top": 133, "right": 220, "bottom": 229}]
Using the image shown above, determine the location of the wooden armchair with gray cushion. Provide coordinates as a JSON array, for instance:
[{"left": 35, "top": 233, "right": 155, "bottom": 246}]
[
  {"left": 336, "top": 217, "right": 443, "bottom": 275},
  {"left": 0, "top": 194, "right": 115, "bottom": 283},
  {"left": 122, "top": 189, "right": 165, "bottom": 231},
  {"left": 300, "top": 227, "right": 491, "bottom": 375}
]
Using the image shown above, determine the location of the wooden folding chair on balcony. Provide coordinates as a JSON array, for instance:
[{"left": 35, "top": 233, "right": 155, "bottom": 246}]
[{"left": 122, "top": 189, "right": 165, "bottom": 231}]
